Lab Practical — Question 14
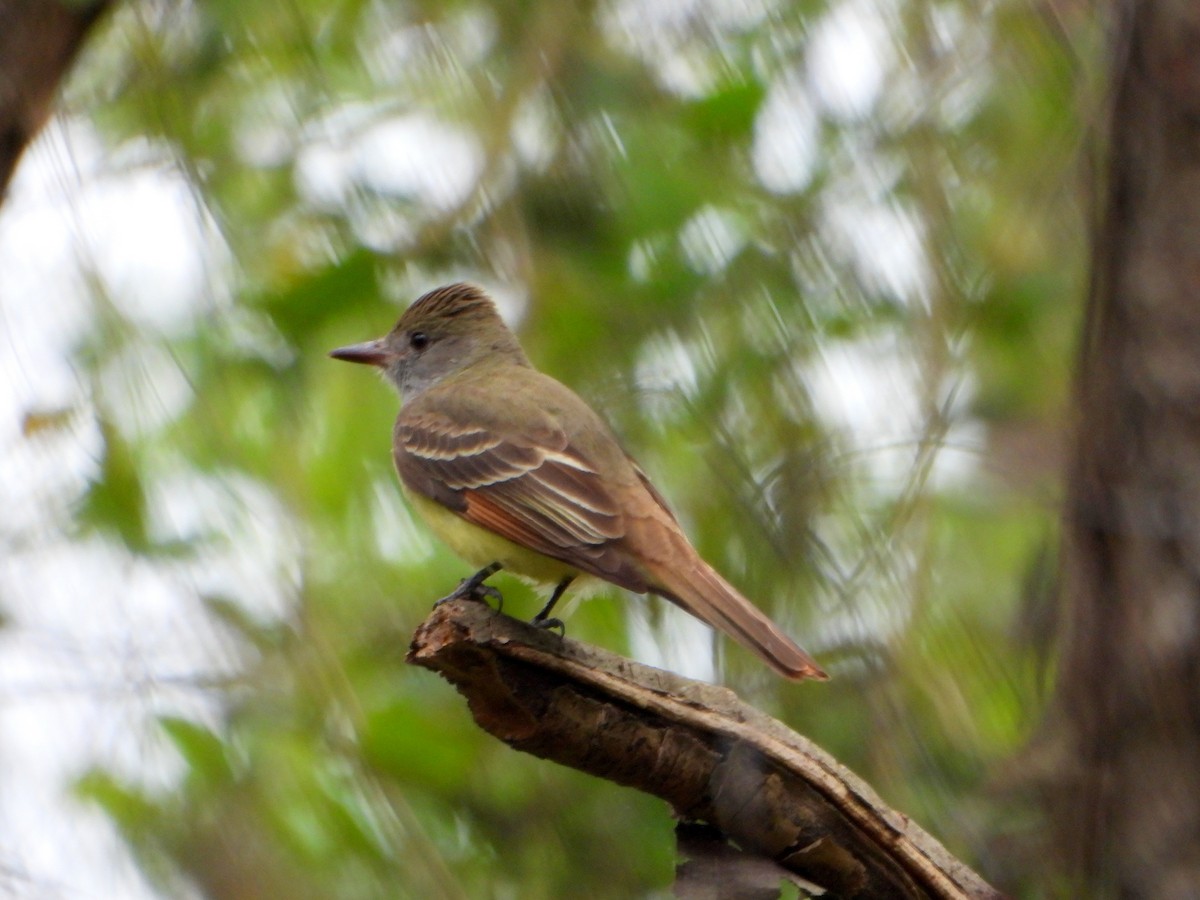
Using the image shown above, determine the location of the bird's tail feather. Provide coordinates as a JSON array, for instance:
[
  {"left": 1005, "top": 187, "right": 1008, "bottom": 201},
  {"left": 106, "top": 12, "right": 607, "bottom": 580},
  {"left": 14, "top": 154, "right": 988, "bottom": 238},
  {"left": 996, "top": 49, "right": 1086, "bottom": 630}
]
[{"left": 651, "top": 552, "right": 827, "bottom": 682}]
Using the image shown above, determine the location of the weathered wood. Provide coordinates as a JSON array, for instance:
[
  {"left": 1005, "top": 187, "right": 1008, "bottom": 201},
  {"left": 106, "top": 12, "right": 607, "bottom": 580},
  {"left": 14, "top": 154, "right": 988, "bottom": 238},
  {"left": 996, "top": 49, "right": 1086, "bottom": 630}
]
[{"left": 408, "top": 599, "right": 1002, "bottom": 899}]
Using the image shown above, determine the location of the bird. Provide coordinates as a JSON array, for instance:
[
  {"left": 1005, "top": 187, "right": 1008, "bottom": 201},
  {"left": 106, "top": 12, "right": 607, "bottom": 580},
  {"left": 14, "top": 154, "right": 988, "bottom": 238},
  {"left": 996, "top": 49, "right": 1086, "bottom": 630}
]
[{"left": 330, "top": 283, "right": 827, "bottom": 681}]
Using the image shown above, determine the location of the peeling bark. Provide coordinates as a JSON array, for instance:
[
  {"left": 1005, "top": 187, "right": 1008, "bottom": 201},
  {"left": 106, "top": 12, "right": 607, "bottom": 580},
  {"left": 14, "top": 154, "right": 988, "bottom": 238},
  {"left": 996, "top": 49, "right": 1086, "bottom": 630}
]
[{"left": 408, "top": 599, "right": 1002, "bottom": 900}]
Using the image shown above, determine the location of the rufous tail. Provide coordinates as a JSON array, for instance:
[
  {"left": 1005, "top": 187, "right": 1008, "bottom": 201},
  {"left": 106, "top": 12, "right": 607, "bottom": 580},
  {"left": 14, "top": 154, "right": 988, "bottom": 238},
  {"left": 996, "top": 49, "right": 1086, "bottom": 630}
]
[{"left": 650, "top": 550, "right": 827, "bottom": 681}]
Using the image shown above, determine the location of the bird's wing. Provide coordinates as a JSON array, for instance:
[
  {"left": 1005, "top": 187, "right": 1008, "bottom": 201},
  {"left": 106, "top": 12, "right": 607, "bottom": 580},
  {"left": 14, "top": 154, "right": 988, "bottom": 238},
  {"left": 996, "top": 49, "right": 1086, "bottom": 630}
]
[
  {"left": 394, "top": 408, "right": 649, "bottom": 591},
  {"left": 629, "top": 458, "right": 681, "bottom": 525}
]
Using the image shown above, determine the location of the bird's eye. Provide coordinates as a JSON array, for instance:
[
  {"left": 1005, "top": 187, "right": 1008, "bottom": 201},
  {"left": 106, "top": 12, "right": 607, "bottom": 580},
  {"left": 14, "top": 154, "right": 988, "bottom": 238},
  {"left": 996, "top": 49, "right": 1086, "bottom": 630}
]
[{"left": 410, "top": 331, "right": 429, "bottom": 350}]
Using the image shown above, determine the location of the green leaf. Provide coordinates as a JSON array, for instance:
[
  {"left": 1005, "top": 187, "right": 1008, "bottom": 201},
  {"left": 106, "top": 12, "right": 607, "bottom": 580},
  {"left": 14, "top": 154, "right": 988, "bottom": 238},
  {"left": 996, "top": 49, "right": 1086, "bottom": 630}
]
[
  {"left": 79, "top": 418, "right": 149, "bottom": 552},
  {"left": 685, "top": 78, "right": 766, "bottom": 141},
  {"left": 160, "top": 716, "right": 234, "bottom": 785},
  {"left": 251, "top": 248, "right": 384, "bottom": 346},
  {"left": 361, "top": 698, "right": 480, "bottom": 794}
]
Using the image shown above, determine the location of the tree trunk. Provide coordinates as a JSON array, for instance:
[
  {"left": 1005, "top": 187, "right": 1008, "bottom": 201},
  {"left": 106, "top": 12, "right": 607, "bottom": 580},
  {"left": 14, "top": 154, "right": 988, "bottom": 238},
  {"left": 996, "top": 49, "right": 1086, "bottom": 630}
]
[
  {"left": 1044, "top": 1, "right": 1200, "bottom": 894},
  {"left": 0, "top": 0, "right": 110, "bottom": 197}
]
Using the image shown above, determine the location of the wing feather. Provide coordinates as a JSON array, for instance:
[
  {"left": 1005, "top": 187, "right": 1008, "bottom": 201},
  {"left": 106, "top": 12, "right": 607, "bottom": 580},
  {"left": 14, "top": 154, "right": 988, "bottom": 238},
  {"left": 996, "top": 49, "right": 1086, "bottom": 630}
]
[{"left": 394, "top": 408, "right": 646, "bottom": 591}]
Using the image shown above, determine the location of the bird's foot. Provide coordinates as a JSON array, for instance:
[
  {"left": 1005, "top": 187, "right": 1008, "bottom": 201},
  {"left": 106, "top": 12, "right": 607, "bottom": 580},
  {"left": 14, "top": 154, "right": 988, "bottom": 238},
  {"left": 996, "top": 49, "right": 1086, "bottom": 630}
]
[
  {"left": 527, "top": 576, "right": 571, "bottom": 635},
  {"left": 435, "top": 580, "right": 503, "bottom": 610},
  {"left": 532, "top": 615, "right": 565, "bottom": 636},
  {"left": 434, "top": 563, "right": 504, "bottom": 611}
]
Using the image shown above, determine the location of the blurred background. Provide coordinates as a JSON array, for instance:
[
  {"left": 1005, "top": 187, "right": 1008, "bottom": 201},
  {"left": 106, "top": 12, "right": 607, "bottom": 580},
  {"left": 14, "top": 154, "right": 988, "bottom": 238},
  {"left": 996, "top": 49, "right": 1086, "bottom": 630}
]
[{"left": 0, "top": 1, "right": 1097, "bottom": 897}]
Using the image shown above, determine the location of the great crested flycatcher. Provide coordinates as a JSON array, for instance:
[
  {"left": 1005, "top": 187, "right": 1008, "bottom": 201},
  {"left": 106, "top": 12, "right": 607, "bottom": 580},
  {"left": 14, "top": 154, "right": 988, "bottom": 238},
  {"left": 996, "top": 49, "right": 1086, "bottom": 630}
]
[{"left": 330, "top": 283, "right": 827, "bottom": 681}]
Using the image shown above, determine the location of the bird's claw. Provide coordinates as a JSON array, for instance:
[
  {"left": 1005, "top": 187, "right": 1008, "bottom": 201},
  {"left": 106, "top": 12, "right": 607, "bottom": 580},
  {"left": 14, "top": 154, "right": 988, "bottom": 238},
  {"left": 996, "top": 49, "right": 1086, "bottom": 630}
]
[
  {"left": 532, "top": 616, "right": 565, "bottom": 636},
  {"left": 435, "top": 580, "right": 504, "bottom": 612}
]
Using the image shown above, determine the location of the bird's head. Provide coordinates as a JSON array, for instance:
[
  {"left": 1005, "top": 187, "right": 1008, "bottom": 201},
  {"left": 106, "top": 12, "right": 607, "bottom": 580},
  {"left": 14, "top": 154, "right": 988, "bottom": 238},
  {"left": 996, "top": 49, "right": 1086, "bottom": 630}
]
[{"left": 330, "top": 283, "right": 529, "bottom": 401}]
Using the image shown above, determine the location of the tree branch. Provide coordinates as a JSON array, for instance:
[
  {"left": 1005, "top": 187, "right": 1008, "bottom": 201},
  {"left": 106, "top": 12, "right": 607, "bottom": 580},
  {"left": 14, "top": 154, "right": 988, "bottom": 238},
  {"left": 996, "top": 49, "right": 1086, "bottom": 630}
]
[
  {"left": 407, "top": 599, "right": 1002, "bottom": 900},
  {"left": 0, "top": 0, "right": 111, "bottom": 197}
]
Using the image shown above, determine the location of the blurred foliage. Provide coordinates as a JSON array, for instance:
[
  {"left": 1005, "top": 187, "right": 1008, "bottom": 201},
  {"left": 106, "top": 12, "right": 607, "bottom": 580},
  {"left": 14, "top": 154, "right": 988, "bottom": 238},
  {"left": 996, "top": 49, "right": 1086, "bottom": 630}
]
[{"left": 26, "top": 0, "right": 1099, "bottom": 896}]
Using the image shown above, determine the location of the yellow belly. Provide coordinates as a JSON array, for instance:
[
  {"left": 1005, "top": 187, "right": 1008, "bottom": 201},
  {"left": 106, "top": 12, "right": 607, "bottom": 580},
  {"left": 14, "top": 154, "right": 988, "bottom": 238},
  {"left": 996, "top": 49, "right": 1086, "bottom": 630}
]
[{"left": 406, "top": 490, "right": 583, "bottom": 587}]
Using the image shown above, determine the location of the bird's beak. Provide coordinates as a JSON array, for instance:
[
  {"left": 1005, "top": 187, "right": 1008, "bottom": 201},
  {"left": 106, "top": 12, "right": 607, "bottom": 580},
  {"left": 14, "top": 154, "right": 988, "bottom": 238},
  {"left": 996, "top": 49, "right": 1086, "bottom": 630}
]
[{"left": 329, "top": 338, "right": 390, "bottom": 367}]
